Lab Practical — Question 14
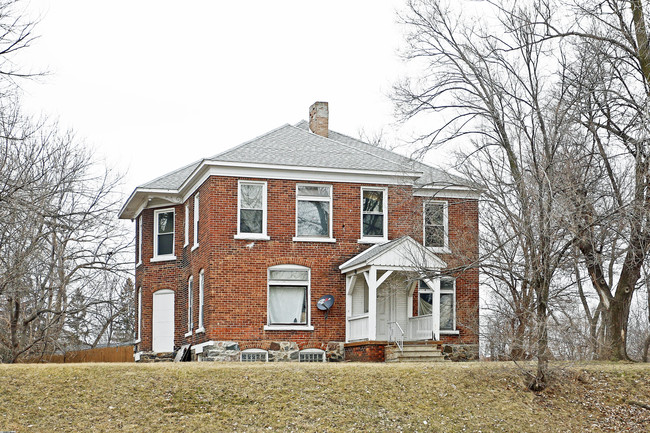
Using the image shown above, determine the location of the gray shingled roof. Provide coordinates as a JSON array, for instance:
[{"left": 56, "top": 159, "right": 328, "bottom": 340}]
[
  {"left": 293, "top": 120, "right": 469, "bottom": 187},
  {"left": 340, "top": 237, "right": 408, "bottom": 270},
  {"left": 137, "top": 121, "right": 471, "bottom": 190}
]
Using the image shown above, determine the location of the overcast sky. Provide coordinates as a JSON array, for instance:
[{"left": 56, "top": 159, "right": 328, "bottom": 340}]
[{"left": 17, "top": 0, "right": 417, "bottom": 195}]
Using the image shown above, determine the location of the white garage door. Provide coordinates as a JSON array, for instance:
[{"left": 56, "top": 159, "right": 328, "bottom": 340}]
[{"left": 152, "top": 289, "right": 175, "bottom": 353}]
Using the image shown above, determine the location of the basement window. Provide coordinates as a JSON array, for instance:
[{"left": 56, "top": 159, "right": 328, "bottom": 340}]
[
  {"left": 299, "top": 348, "right": 326, "bottom": 362},
  {"left": 241, "top": 349, "right": 268, "bottom": 362}
]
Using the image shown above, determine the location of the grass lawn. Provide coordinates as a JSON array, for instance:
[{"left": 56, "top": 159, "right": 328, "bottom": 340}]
[{"left": 1, "top": 361, "right": 649, "bottom": 432}]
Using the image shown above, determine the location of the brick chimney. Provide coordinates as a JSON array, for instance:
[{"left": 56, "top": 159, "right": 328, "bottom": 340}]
[{"left": 309, "top": 101, "right": 329, "bottom": 137}]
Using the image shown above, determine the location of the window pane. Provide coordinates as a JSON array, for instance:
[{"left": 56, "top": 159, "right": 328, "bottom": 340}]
[
  {"left": 269, "top": 285, "right": 307, "bottom": 324},
  {"left": 269, "top": 270, "right": 308, "bottom": 281},
  {"left": 425, "top": 226, "right": 445, "bottom": 248},
  {"left": 440, "top": 293, "right": 454, "bottom": 330},
  {"left": 240, "top": 209, "right": 263, "bottom": 233},
  {"left": 419, "top": 292, "right": 433, "bottom": 316},
  {"left": 241, "top": 184, "right": 263, "bottom": 209},
  {"left": 297, "top": 200, "right": 329, "bottom": 236},
  {"left": 158, "top": 233, "right": 173, "bottom": 255},
  {"left": 363, "top": 190, "right": 383, "bottom": 213},
  {"left": 158, "top": 212, "right": 174, "bottom": 234},
  {"left": 298, "top": 185, "right": 330, "bottom": 197},
  {"left": 441, "top": 278, "right": 454, "bottom": 291},
  {"left": 363, "top": 214, "right": 384, "bottom": 237},
  {"left": 426, "top": 204, "right": 444, "bottom": 225}
]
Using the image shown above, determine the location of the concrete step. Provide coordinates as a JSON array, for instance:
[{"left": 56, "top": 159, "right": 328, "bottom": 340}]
[{"left": 385, "top": 343, "right": 448, "bottom": 363}]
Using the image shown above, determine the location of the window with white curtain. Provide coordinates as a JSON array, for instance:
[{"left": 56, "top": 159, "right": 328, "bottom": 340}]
[
  {"left": 267, "top": 265, "right": 310, "bottom": 326},
  {"left": 418, "top": 278, "right": 456, "bottom": 331}
]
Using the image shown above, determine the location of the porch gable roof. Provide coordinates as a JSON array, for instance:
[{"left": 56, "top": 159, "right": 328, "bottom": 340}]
[{"left": 339, "top": 236, "right": 446, "bottom": 274}]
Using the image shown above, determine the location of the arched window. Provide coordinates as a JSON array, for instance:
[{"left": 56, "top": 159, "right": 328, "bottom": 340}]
[
  {"left": 266, "top": 265, "right": 311, "bottom": 329},
  {"left": 187, "top": 276, "right": 194, "bottom": 335},
  {"left": 197, "top": 270, "right": 205, "bottom": 332}
]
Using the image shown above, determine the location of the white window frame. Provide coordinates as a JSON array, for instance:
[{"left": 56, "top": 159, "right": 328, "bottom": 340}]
[
  {"left": 184, "top": 204, "right": 189, "bottom": 247},
  {"left": 359, "top": 187, "right": 388, "bottom": 243},
  {"left": 152, "top": 208, "right": 176, "bottom": 262},
  {"left": 135, "top": 286, "right": 142, "bottom": 343},
  {"left": 197, "top": 269, "right": 205, "bottom": 333},
  {"left": 235, "top": 180, "right": 269, "bottom": 240},
  {"left": 240, "top": 348, "right": 269, "bottom": 362},
  {"left": 264, "top": 264, "right": 314, "bottom": 330},
  {"left": 192, "top": 193, "right": 200, "bottom": 250},
  {"left": 439, "top": 277, "right": 457, "bottom": 334},
  {"left": 137, "top": 215, "right": 143, "bottom": 267},
  {"left": 293, "top": 184, "right": 335, "bottom": 243},
  {"left": 185, "top": 276, "right": 194, "bottom": 337},
  {"left": 299, "top": 348, "right": 326, "bottom": 362},
  {"left": 423, "top": 201, "right": 449, "bottom": 253}
]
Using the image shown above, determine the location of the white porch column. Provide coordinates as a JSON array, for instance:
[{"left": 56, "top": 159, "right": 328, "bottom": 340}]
[
  {"left": 345, "top": 275, "right": 352, "bottom": 343},
  {"left": 425, "top": 277, "right": 440, "bottom": 340},
  {"left": 366, "top": 268, "right": 377, "bottom": 341}
]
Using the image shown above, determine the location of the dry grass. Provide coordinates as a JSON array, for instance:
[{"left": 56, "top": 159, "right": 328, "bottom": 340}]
[{"left": 1, "top": 361, "right": 649, "bottom": 432}]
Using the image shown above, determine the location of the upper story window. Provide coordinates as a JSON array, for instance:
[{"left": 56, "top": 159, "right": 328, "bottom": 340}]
[
  {"left": 361, "top": 187, "right": 387, "bottom": 242},
  {"left": 424, "top": 201, "right": 448, "bottom": 251},
  {"left": 193, "top": 193, "right": 200, "bottom": 248},
  {"left": 266, "top": 264, "right": 312, "bottom": 330},
  {"left": 137, "top": 215, "right": 143, "bottom": 266},
  {"left": 237, "top": 181, "right": 268, "bottom": 239},
  {"left": 184, "top": 204, "right": 189, "bottom": 247},
  {"left": 153, "top": 208, "right": 175, "bottom": 260},
  {"left": 295, "top": 184, "right": 333, "bottom": 241}
]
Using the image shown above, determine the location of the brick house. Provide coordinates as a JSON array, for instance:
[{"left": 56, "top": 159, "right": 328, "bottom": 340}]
[{"left": 119, "top": 102, "right": 479, "bottom": 362}]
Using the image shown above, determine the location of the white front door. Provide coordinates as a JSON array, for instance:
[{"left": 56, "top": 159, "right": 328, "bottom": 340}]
[
  {"left": 152, "top": 289, "right": 175, "bottom": 352},
  {"left": 376, "top": 284, "right": 408, "bottom": 341}
]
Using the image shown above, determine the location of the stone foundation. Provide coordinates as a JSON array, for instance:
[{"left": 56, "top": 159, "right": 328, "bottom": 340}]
[
  {"left": 188, "top": 341, "right": 345, "bottom": 362},
  {"left": 441, "top": 344, "right": 479, "bottom": 362},
  {"left": 135, "top": 351, "right": 175, "bottom": 363}
]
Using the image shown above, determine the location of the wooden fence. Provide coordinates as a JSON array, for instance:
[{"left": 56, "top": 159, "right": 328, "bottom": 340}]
[{"left": 23, "top": 345, "right": 134, "bottom": 363}]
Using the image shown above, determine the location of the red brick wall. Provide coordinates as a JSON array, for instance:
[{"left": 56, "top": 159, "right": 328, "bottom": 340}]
[
  {"left": 134, "top": 176, "right": 479, "bottom": 352},
  {"left": 344, "top": 342, "right": 386, "bottom": 362}
]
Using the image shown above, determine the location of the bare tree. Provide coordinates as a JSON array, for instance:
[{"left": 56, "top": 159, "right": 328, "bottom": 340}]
[
  {"left": 0, "top": 106, "right": 132, "bottom": 363},
  {"left": 534, "top": 0, "right": 650, "bottom": 360},
  {"left": 394, "top": 0, "right": 581, "bottom": 389}
]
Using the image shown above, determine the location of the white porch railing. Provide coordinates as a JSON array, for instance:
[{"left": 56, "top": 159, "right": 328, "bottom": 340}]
[
  {"left": 408, "top": 315, "right": 433, "bottom": 340},
  {"left": 388, "top": 321, "right": 404, "bottom": 352},
  {"left": 348, "top": 315, "right": 369, "bottom": 341}
]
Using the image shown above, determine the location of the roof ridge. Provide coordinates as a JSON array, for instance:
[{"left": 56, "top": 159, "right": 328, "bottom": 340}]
[
  {"left": 285, "top": 124, "right": 419, "bottom": 174},
  {"left": 209, "top": 123, "right": 292, "bottom": 161}
]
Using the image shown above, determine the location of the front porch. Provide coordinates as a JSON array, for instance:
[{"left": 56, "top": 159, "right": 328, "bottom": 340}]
[{"left": 340, "top": 236, "right": 448, "bottom": 347}]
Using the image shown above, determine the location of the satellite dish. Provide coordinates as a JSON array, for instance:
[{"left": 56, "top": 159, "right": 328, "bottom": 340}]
[{"left": 317, "top": 295, "right": 335, "bottom": 319}]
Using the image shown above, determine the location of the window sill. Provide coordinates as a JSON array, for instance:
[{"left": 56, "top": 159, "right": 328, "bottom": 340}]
[
  {"left": 195, "top": 327, "right": 205, "bottom": 334},
  {"left": 358, "top": 238, "right": 388, "bottom": 244},
  {"left": 150, "top": 255, "right": 177, "bottom": 263},
  {"left": 183, "top": 242, "right": 189, "bottom": 248},
  {"left": 134, "top": 339, "right": 141, "bottom": 344},
  {"left": 234, "top": 234, "right": 270, "bottom": 241},
  {"left": 292, "top": 237, "right": 336, "bottom": 243},
  {"left": 191, "top": 244, "right": 199, "bottom": 252},
  {"left": 440, "top": 330, "right": 460, "bottom": 335},
  {"left": 184, "top": 331, "right": 193, "bottom": 338},
  {"left": 264, "top": 325, "right": 314, "bottom": 331},
  {"left": 136, "top": 261, "right": 142, "bottom": 268}
]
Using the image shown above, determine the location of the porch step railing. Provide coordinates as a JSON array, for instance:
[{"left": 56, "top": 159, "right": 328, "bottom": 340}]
[
  {"left": 388, "top": 321, "right": 404, "bottom": 352},
  {"left": 408, "top": 315, "right": 433, "bottom": 340}
]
